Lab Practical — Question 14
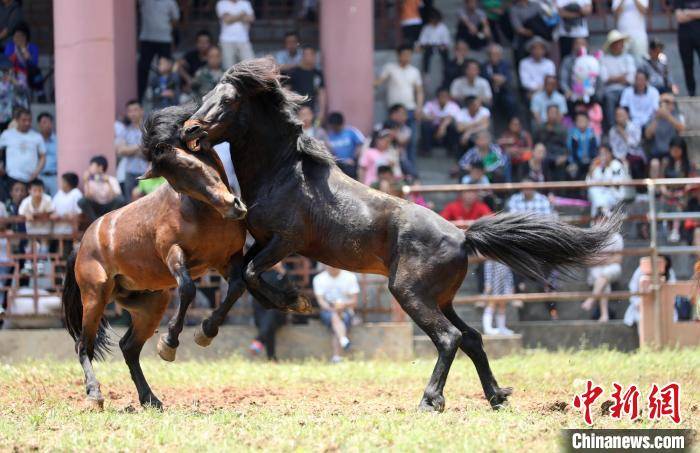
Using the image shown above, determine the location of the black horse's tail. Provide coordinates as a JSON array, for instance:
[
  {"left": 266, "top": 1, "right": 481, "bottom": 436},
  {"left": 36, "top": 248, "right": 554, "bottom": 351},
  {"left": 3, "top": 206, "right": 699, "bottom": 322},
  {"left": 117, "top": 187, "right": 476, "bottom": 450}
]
[
  {"left": 62, "top": 248, "right": 112, "bottom": 360},
  {"left": 463, "top": 211, "right": 622, "bottom": 283}
]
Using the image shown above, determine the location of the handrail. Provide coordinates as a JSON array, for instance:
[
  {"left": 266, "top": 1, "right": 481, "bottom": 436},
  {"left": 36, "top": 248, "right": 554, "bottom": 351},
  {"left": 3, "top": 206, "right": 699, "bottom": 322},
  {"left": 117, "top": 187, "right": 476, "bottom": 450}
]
[{"left": 454, "top": 290, "right": 642, "bottom": 304}]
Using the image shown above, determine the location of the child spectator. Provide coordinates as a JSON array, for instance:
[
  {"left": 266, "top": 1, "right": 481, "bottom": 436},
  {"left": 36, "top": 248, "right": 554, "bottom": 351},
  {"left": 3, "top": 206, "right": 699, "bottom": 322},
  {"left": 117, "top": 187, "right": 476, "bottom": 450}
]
[
  {"left": 456, "top": 0, "right": 492, "bottom": 51},
  {"left": 371, "top": 165, "right": 403, "bottom": 196},
  {"left": 573, "top": 100, "right": 603, "bottom": 139},
  {"left": 586, "top": 144, "right": 630, "bottom": 216},
  {"left": 566, "top": 112, "right": 598, "bottom": 180},
  {"left": 460, "top": 161, "right": 494, "bottom": 207},
  {"left": 191, "top": 46, "right": 224, "bottom": 101},
  {"left": 50, "top": 172, "right": 81, "bottom": 236},
  {"left": 482, "top": 260, "right": 515, "bottom": 335},
  {"left": 416, "top": 8, "right": 451, "bottom": 74},
  {"left": 358, "top": 129, "right": 402, "bottom": 187},
  {"left": 19, "top": 178, "right": 52, "bottom": 235},
  {"left": 459, "top": 131, "right": 509, "bottom": 182},
  {"left": 326, "top": 112, "right": 365, "bottom": 179},
  {"left": 79, "top": 156, "right": 125, "bottom": 223},
  {"left": 148, "top": 55, "right": 180, "bottom": 109}
]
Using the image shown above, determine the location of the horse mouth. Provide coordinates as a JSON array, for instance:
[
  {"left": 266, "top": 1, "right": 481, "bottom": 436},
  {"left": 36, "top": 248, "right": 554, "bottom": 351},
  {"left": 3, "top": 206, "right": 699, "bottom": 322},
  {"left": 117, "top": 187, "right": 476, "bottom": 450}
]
[{"left": 186, "top": 130, "right": 208, "bottom": 153}]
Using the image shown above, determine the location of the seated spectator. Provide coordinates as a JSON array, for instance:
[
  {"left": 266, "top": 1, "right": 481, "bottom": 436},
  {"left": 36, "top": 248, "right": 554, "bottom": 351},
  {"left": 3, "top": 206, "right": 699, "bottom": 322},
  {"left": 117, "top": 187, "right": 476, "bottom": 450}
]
[
  {"left": 420, "top": 87, "right": 461, "bottom": 155},
  {"left": 456, "top": 96, "right": 491, "bottom": 149},
  {"left": 359, "top": 129, "right": 402, "bottom": 187},
  {"left": 37, "top": 112, "right": 57, "bottom": 195},
  {"left": 506, "top": 177, "right": 555, "bottom": 215},
  {"left": 275, "top": 31, "right": 302, "bottom": 71},
  {"left": 114, "top": 99, "right": 146, "bottom": 199},
  {"left": 532, "top": 105, "right": 568, "bottom": 180},
  {"left": 148, "top": 55, "right": 180, "bottom": 109},
  {"left": 581, "top": 211, "right": 623, "bottom": 322},
  {"left": 640, "top": 38, "right": 678, "bottom": 94},
  {"left": 644, "top": 92, "right": 685, "bottom": 159},
  {"left": 177, "top": 30, "right": 213, "bottom": 94},
  {"left": 482, "top": 259, "right": 515, "bottom": 335},
  {"left": 450, "top": 59, "right": 492, "bottom": 106},
  {"left": 608, "top": 106, "right": 646, "bottom": 179},
  {"left": 190, "top": 46, "right": 224, "bottom": 101},
  {"left": 586, "top": 143, "right": 630, "bottom": 215},
  {"left": 4, "top": 179, "right": 25, "bottom": 233},
  {"left": 443, "top": 40, "right": 471, "bottom": 88},
  {"left": 0, "top": 107, "right": 45, "bottom": 187},
  {"left": 4, "top": 22, "right": 39, "bottom": 92},
  {"left": 651, "top": 137, "right": 694, "bottom": 242},
  {"left": 509, "top": 0, "right": 544, "bottom": 62},
  {"left": 131, "top": 176, "right": 166, "bottom": 200},
  {"left": 440, "top": 188, "right": 492, "bottom": 221},
  {"left": 624, "top": 256, "right": 676, "bottom": 326},
  {"left": 50, "top": 172, "right": 82, "bottom": 238},
  {"left": 78, "top": 156, "right": 125, "bottom": 223},
  {"left": 482, "top": 43, "right": 517, "bottom": 127},
  {"left": 599, "top": 30, "right": 635, "bottom": 128},
  {"left": 249, "top": 263, "right": 288, "bottom": 361},
  {"left": 566, "top": 112, "right": 598, "bottom": 179},
  {"left": 460, "top": 160, "right": 494, "bottom": 205},
  {"left": 326, "top": 112, "right": 365, "bottom": 178},
  {"left": 383, "top": 104, "right": 414, "bottom": 176},
  {"left": 619, "top": 70, "right": 659, "bottom": 129},
  {"left": 518, "top": 37, "right": 556, "bottom": 98},
  {"left": 286, "top": 46, "right": 326, "bottom": 123},
  {"left": 530, "top": 75, "right": 568, "bottom": 124},
  {"left": 298, "top": 104, "right": 329, "bottom": 146},
  {"left": 559, "top": 37, "right": 588, "bottom": 100},
  {"left": 312, "top": 265, "right": 359, "bottom": 364},
  {"left": 524, "top": 142, "right": 554, "bottom": 182},
  {"left": 459, "top": 131, "right": 509, "bottom": 182},
  {"left": 483, "top": 0, "right": 512, "bottom": 45},
  {"left": 497, "top": 116, "right": 532, "bottom": 181},
  {"left": 416, "top": 8, "right": 451, "bottom": 74},
  {"left": 371, "top": 165, "right": 403, "bottom": 196},
  {"left": 556, "top": 0, "right": 592, "bottom": 59},
  {"left": 572, "top": 99, "right": 604, "bottom": 139},
  {"left": 0, "top": 58, "right": 25, "bottom": 131},
  {"left": 456, "top": 0, "right": 492, "bottom": 51}
]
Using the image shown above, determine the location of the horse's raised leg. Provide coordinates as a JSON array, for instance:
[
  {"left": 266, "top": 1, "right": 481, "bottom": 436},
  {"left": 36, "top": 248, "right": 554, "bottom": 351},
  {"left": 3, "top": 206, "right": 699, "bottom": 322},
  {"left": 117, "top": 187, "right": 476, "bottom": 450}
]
[
  {"left": 119, "top": 291, "right": 170, "bottom": 409},
  {"left": 442, "top": 303, "right": 512, "bottom": 409},
  {"left": 158, "top": 244, "right": 195, "bottom": 361}
]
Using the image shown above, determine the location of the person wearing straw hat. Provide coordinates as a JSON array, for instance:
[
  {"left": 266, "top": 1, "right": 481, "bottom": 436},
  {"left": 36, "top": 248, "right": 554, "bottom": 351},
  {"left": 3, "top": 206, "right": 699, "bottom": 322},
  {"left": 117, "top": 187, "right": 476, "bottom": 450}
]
[
  {"left": 612, "top": 0, "right": 649, "bottom": 62},
  {"left": 518, "top": 36, "right": 556, "bottom": 98},
  {"left": 599, "top": 29, "right": 635, "bottom": 129},
  {"left": 675, "top": 0, "right": 700, "bottom": 96}
]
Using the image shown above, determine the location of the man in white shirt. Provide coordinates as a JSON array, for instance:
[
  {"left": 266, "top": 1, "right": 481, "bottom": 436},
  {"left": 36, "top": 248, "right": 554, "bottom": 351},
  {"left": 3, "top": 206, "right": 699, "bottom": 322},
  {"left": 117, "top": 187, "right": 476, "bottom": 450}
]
[
  {"left": 375, "top": 45, "right": 424, "bottom": 174},
  {"left": 0, "top": 107, "right": 46, "bottom": 186},
  {"left": 449, "top": 59, "right": 493, "bottom": 106},
  {"left": 51, "top": 172, "right": 82, "bottom": 236},
  {"left": 420, "top": 87, "right": 461, "bottom": 155},
  {"left": 619, "top": 70, "right": 659, "bottom": 129},
  {"left": 313, "top": 265, "right": 359, "bottom": 363},
  {"left": 518, "top": 37, "right": 556, "bottom": 97},
  {"left": 600, "top": 30, "right": 635, "bottom": 128},
  {"left": 456, "top": 96, "right": 491, "bottom": 147},
  {"left": 556, "top": 0, "right": 592, "bottom": 59},
  {"left": 217, "top": 0, "right": 255, "bottom": 69}
]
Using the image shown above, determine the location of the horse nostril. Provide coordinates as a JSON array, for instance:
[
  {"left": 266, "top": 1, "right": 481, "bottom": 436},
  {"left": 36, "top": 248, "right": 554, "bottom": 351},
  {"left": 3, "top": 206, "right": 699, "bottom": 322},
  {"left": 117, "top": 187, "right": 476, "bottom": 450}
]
[{"left": 185, "top": 124, "right": 201, "bottom": 136}]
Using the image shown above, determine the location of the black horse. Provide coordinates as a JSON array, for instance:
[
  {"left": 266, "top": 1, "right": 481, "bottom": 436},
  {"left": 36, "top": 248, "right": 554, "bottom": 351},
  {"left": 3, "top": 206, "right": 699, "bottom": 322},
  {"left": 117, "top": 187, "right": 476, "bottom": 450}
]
[{"left": 169, "top": 58, "right": 619, "bottom": 412}]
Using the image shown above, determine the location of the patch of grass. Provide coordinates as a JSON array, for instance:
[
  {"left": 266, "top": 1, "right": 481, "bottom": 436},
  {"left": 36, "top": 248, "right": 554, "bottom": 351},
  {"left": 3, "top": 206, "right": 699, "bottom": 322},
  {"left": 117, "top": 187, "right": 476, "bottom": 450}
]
[{"left": 0, "top": 348, "right": 698, "bottom": 451}]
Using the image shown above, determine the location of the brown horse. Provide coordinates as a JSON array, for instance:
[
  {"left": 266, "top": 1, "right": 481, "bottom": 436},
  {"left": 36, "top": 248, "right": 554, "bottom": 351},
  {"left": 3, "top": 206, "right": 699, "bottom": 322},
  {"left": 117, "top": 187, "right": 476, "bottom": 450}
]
[
  {"left": 62, "top": 104, "right": 269, "bottom": 410},
  {"left": 175, "top": 58, "right": 621, "bottom": 412}
]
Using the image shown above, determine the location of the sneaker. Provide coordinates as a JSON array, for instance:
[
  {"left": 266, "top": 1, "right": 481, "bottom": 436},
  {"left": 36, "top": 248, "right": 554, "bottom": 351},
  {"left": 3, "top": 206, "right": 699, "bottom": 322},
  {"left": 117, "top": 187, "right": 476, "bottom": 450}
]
[
  {"left": 498, "top": 326, "right": 515, "bottom": 335},
  {"left": 669, "top": 230, "right": 680, "bottom": 243},
  {"left": 339, "top": 336, "right": 351, "bottom": 350},
  {"left": 330, "top": 355, "right": 342, "bottom": 364},
  {"left": 483, "top": 326, "right": 499, "bottom": 335},
  {"left": 249, "top": 340, "right": 264, "bottom": 356}
]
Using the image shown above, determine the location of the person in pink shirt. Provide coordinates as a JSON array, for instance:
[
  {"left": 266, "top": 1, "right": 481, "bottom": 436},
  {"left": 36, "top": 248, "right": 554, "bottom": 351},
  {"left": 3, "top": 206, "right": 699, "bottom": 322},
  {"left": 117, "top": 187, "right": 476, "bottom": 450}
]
[{"left": 358, "top": 129, "right": 402, "bottom": 186}]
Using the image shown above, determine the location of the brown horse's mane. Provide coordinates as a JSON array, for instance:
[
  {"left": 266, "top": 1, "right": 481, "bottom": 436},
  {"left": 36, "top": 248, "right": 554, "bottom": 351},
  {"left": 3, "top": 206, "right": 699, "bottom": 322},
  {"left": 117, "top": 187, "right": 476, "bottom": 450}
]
[{"left": 220, "top": 57, "right": 337, "bottom": 167}]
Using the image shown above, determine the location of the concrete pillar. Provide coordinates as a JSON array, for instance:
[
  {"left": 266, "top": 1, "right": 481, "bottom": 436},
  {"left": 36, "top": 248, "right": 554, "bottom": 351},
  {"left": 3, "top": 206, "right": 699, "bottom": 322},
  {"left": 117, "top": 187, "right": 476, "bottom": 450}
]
[
  {"left": 320, "top": 0, "right": 374, "bottom": 133},
  {"left": 113, "top": 1, "right": 138, "bottom": 118}
]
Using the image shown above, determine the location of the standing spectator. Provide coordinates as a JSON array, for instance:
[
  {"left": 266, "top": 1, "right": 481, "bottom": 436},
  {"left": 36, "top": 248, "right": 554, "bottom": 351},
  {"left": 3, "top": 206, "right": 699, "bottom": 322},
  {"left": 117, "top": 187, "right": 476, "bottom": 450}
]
[
  {"left": 599, "top": 30, "right": 635, "bottom": 128},
  {"left": 676, "top": 1, "right": 700, "bottom": 95},
  {"left": 50, "top": 172, "right": 82, "bottom": 243},
  {"left": 449, "top": 59, "right": 493, "bottom": 106},
  {"left": 248, "top": 263, "right": 288, "bottom": 361},
  {"left": 312, "top": 265, "right": 359, "bottom": 364},
  {"left": 285, "top": 46, "right": 326, "bottom": 124},
  {"left": 79, "top": 156, "right": 125, "bottom": 223},
  {"left": 177, "top": 30, "right": 213, "bottom": 93},
  {"left": 443, "top": 40, "right": 471, "bottom": 89},
  {"left": 640, "top": 39, "right": 678, "bottom": 94},
  {"left": 456, "top": 96, "right": 491, "bottom": 149},
  {"left": 586, "top": 144, "right": 630, "bottom": 215},
  {"left": 482, "top": 259, "right": 515, "bottom": 335},
  {"left": 619, "top": 70, "right": 659, "bottom": 129},
  {"left": 36, "top": 112, "right": 57, "bottom": 195},
  {"left": 456, "top": 0, "right": 492, "bottom": 51},
  {"left": 416, "top": 8, "right": 451, "bottom": 75},
  {"left": 148, "top": 56, "right": 180, "bottom": 109},
  {"left": 613, "top": 0, "right": 648, "bottom": 61},
  {"left": 566, "top": 112, "right": 598, "bottom": 179},
  {"left": 0, "top": 107, "right": 45, "bottom": 187},
  {"left": 459, "top": 131, "right": 509, "bottom": 182},
  {"left": 137, "top": 0, "right": 179, "bottom": 100},
  {"left": 191, "top": 46, "right": 224, "bottom": 101},
  {"left": 644, "top": 92, "right": 685, "bottom": 159},
  {"left": 375, "top": 45, "right": 424, "bottom": 172},
  {"left": 326, "top": 112, "right": 365, "bottom": 179},
  {"left": 608, "top": 106, "right": 646, "bottom": 179},
  {"left": 532, "top": 105, "right": 568, "bottom": 180},
  {"left": 559, "top": 37, "right": 588, "bottom": 101},
  {"left": 217, "top": 0, "right": 255, "bottom": 69},
  {"left": 4, "top": 22, "right": 38, "bottom": 91},
  {"left": 582, "top": 212, "right": 624, "bottom": 322},
  {"left": 509, "top": 0, "right": 544, "bottom": 62},
  {"left": 399, "top": 0, "right": 423, "bottom": 46},
  {"left": 298, "top": 104, "right": 329, "bottom": 146},
  {"left": 358, "top": 129, "right": 402, "bottom": 186},
  {"left": 440, "top": 188, "right": 492, "bottom": 221},
  {"left": 420, "top": 87, "right": 461, "bottom": 155},
  {"left": 275, "top": 31, "right": 302, "bottom": 71},
  {"left": 518, "top": 37, "right": 556, "bottom": 98},
  {"left": 482, "top": 44, "right": 517, "bottom": 127},
  {"left": 530, "top": 75, "right": 568, "bottom": 124},
  {"left": 556, "top": 0, "right": 592, "bottom": 59},
  {"left": 498, "top": 117, "right": 533, "bottom": 181},
  {"left": 0, "top": 0, "right": 22, "bottom": 49},
  {"left": 114, "top": 100, "right": 146, "bottom": 200}
]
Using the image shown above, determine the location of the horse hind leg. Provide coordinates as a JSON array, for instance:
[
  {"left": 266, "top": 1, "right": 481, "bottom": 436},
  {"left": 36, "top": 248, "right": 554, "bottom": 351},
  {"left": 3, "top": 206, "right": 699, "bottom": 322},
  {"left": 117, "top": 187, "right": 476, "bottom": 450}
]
[
  {"left": 442, "top": 303, "right": 512, "bottom": 409},
  {"left": 158, "top": 245, "right": 195, "bottom": 361}
]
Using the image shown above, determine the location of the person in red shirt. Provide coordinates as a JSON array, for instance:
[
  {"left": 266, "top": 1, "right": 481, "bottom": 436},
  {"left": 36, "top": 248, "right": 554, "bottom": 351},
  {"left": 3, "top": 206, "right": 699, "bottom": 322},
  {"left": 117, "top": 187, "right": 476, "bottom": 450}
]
[{"left": 440, "top": 190, "right": 492, "bottom": 221}]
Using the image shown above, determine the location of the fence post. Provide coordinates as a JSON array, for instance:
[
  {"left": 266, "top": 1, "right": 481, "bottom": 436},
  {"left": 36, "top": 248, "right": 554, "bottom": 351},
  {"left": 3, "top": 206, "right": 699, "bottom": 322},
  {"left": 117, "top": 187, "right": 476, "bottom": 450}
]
[{"left": 647, "top": 179, "right": 663, "bottom": 347}]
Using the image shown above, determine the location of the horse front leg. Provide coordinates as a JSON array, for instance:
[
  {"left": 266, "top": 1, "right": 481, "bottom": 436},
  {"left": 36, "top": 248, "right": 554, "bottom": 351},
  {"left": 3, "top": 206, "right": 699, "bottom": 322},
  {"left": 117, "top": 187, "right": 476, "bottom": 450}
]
[{"left": 157, "top": 244, "right": 195, "bottom": 362}]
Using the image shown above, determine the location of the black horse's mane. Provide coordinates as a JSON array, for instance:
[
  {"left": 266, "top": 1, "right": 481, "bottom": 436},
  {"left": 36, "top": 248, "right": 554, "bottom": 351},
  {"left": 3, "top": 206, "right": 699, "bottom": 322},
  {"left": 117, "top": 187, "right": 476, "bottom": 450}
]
[
  {"left": 141, "top": 103, "right": 199, "bottom": 162},
  {"left": 221, "top": 58, "right": 337, "bottom": 166}
]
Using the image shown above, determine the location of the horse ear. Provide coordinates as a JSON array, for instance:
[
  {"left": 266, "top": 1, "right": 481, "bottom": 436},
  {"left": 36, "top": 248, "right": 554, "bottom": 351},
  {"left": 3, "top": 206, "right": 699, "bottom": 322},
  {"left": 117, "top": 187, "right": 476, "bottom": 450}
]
[
  {"left": 154, "top": 142, "right": 172, "bottom": 156},
  {"left": 138, "top": 166, "right": 159, "bottom": 181}
]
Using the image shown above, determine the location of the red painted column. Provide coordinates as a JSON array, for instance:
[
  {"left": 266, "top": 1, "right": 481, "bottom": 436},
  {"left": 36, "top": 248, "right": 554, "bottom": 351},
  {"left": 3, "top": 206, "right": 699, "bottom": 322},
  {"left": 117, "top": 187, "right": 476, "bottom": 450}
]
[
  {"left": 54, "top": 0, "right": 122, "bottom": 177},
  {"left": 113, "top": 0, "right": 138, "bottom": 118},
  {"left": 320, "top": 0, "right": 374, "bottom": 134}
]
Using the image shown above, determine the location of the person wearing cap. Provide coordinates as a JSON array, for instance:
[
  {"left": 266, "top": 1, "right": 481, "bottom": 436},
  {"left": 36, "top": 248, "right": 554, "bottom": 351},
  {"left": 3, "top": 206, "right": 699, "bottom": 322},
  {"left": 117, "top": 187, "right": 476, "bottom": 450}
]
[
  {"left": 612, "top": 0, "right": 649, "bottom": 61},
  {"left": 675, "top": 0, "right": 700, "bottom": 96},
  {"left": 556, "top": 0, "right": 592, "bottom": 59},
  {"left": 599, "top": 30, "right": 635, "bottom": 129},
  {"left": 640, "top": 38, "right": 678, "bottom": 94},
  {"left": 619, "top": 70, "right": 659, "bottom": 129},
  {"left": 518, "top": 36, "right": 556, "bottom": 98}
]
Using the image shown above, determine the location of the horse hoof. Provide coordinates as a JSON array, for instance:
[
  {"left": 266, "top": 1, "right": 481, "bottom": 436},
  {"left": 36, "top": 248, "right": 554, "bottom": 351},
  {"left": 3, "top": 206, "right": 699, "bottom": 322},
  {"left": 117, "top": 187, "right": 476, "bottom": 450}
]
[
  {"left": 289, "top": 295, "right": 313, "bottom": 314},
  {"left": 194, "top": 325, "right": 213, "bottom": 347},
  {"left": 141, "top": 395, "right": 163, "bottom": 411},
  {"left": 157, "top": 334, "right": 177, "bottom": 362},
  {"left": 489, "top": 387, "right": 513, "bottom": 410},
  {"left": 418, "top": 396, "right": 445, "bottom": 413},
  {"left": 84, "top": 397, "right": 104, "bottom": 411}
]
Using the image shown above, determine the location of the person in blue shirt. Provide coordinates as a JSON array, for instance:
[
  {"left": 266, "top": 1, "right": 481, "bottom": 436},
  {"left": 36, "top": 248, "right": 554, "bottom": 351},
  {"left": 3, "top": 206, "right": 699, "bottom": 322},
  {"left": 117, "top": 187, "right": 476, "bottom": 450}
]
[
  {"left": 326, "top": 112, "right": 365, "bottom": 179},
  {"left": 4, "top": 21, "right": 38, "bottom": 91},
  {"left": 567, "top": 111, "right": 598, "bottom": 180},
  {"left": 37, "top": 112, "right": 57, "bottom": 195}
]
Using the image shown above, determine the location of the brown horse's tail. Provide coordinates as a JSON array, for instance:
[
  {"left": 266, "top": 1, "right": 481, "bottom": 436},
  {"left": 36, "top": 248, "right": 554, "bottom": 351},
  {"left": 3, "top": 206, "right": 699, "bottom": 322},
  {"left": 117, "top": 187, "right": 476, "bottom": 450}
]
[
  {"left": 463, "top": 210, "right": 623, "bottom": 283},
  {"left": 62, "top": 248, "right": 112, "bottom": 360}
]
